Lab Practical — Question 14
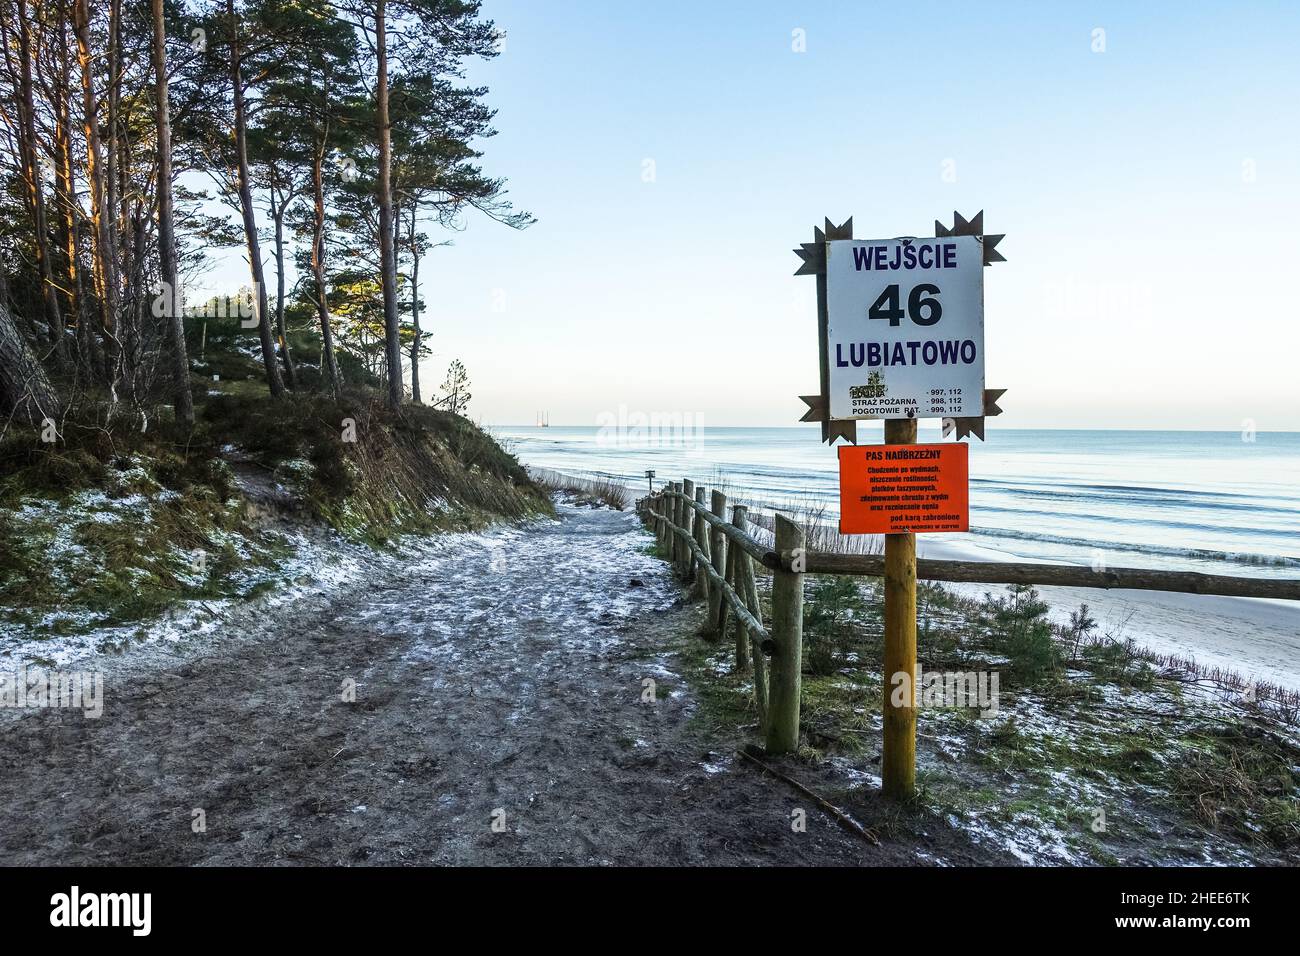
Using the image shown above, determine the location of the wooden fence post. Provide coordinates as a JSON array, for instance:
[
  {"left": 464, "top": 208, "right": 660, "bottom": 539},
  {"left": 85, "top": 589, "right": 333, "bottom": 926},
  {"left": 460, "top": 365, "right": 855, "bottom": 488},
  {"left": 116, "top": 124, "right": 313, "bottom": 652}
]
[
  {"left": 661, "top": 488, "right": 669, "bottom": 549},
  {"left": 731, "top": 505, "right": 766, "bottom": 726},
  {"left": 719, "top": 508, "right": 737, "bottom": 643},
  {"left": 692, "top": 485, "right": 710, "bottom": 600},
  {"left": 671, "top": 482, "right": 684, "bottom": 569},
  {"left": 767, "top": 513, "right": 804, "bottom": 754},
  {"left": 660, "top": 494, "right": 670, "bottom": 554},
  {"left": 656, "top": 493, "right": 667, "bottom": 553},
  {"left": 680, "top": 479, "right": 695, "bottom": 579},
  {"left": 709, "top": 490, "right": 728, "bottom": 641},
  {"left": 882, "top": 417, "right": 918, "bottom": 799}
]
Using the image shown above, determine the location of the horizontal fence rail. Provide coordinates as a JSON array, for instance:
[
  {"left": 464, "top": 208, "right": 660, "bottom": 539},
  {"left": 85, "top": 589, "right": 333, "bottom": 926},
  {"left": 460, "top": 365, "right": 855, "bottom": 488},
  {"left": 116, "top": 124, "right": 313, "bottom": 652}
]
[
  {"left": 783, "top": 552, "right": 1300, "bottom": 601},
  {"left": 654, "top": 506, "right": 770, "bottom": 644},
  {"left": 648, "top": 488, "right": 1300, "bottom": 602},
  {"left": 639, "top": 482, "right": 791, "bottom": 749},
  {"left": 637, "top": 478, "right": 1300, "bottom": 759}
]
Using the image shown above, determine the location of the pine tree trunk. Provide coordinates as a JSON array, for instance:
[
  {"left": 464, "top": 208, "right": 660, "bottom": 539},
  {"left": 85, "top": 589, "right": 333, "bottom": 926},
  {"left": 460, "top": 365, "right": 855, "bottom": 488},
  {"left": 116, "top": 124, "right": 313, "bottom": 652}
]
[
  {"left": 16, "top": 0, "right": 68, "bottom": 371},
  {"left": 73, "top": 0, "right": 121, "bottom": 389},
  {"left": 311, "top": 142, "right": 341, "bottom": 400},
  {"left": 152, "top": 0, "right": 194, "bottom": 427},
  {"left": 227, "top": 0, "right": 285, "bottom": 398},
  {"left": 375, "top": 0, "right": 403, "bottom": 409},
  {"left": 54, "top": 12, "right": 88, "bottom": 381},
  {"left": 271, "top": 196, "right": 297, "bottom": 388},
  {"left": 106, "top": 0, "right": 122, "bottom": 301},
  {"left": 0, "top": 296, "right": 61, "bottom": 427},
  {"left": 408, "top": 212, "right": 421, "bottom": 404}
]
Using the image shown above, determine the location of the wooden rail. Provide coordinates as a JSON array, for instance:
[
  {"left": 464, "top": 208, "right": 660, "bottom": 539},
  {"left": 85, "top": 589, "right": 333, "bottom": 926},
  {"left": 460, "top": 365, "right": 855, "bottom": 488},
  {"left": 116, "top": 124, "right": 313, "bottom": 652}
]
[
  {"left": 780, "top": 552, "right": 1300, "bottom": 600},
  {"left": 640, "top": 485, "right": 791, "bottom": 749},
  {"left": 638, "top": 480, "right": 1300, "bottom": 760}
]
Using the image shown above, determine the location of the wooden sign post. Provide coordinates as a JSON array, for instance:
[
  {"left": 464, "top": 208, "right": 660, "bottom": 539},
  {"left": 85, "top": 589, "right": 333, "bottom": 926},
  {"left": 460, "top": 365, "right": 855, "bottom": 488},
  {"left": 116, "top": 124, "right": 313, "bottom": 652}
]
[
  {"left": 882, "top": 417, "right": 917, "bottom": 799},
  {"left": 795, "top": 211, "right": 1006, "bottom": 800}
]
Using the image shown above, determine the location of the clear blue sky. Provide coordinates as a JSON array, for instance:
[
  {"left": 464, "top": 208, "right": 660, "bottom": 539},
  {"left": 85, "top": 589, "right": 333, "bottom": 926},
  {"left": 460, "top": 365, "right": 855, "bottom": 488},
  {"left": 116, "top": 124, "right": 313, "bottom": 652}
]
[{"left": 200, "top": 1, "right": 1300, "bottom": 429}]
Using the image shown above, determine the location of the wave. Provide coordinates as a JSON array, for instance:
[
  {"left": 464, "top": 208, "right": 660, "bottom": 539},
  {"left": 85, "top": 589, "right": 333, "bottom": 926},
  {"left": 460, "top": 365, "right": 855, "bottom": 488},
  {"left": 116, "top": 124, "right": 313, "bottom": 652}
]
[
  {"left": 970, "top": 526, "right": 1300, "bottom": 569},
  {"left": 968, "top": 501, "right": 1299, "bottom": 539},
  {"left": 970, "top": 482, "right": 1288, "bottom": 512},
  {"left": 970, "top": 476, "right": 1278, "bottom": 500}
]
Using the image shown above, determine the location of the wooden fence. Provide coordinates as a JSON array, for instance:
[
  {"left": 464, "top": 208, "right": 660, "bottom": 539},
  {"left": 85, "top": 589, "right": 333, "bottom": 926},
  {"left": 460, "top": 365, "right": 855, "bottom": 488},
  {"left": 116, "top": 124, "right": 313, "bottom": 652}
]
[
  {"left": 637, "top": 479, "right": 1300, "bottom": 758},
  {"left": 638, "top": 480, "right": 805, "bottom": 755}
]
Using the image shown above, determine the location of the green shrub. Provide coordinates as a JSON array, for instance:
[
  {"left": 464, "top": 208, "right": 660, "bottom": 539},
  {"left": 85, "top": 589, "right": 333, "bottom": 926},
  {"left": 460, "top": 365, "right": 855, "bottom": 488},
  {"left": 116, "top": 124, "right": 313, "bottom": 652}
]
[
  {"left": 982, "top": 584, "right": 1061, "bottom": 682},
  {"left": 1082, "top": 638, "right": 1156, "bottom": 688},
  {"left": 803, "top": 576, "right": 873, "bottom": 675}
]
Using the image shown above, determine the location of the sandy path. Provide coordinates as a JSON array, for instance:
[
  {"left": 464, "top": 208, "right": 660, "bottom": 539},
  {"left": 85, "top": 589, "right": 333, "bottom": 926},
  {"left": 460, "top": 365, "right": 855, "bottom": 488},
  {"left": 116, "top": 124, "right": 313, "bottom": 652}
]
[{"left": 0, "top": 503, "right": 929, "bottom": 866}]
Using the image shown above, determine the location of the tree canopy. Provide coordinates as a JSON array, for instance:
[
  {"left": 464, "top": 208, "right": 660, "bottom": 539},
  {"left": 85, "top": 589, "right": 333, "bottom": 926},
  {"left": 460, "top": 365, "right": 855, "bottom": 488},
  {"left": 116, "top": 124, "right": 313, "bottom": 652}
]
[{"left": 0, "top": 0, "right": 531, "bottom": 425}]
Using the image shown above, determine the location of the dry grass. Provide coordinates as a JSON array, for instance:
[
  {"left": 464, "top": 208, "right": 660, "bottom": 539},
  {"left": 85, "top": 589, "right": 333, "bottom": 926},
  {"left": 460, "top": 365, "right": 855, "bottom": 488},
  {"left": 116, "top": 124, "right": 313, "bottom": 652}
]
[
  {"left": 197, "top": 389, "right": 549, "bottom": 542},
  {"left": 529, "top": 466, "right": 631, "bottom": 511},
  {"left": 1142, "top": 647, "right": 1300, "bottom": 725},
  {"left": 745, "top": 504, "right": 883, "bottom": 556},
  {"left": 0, "top": 385, "right": 552, "bottom": 631},
  {"left": 1170, "top": 727, "right": 1300, "bottom": 846}
]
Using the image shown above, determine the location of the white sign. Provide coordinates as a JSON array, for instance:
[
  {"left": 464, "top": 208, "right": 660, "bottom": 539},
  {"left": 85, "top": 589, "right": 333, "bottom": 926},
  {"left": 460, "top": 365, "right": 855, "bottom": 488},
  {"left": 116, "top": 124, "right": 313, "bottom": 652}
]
[{"left": 826, "top": 236, "right": 984, "bottom": 420}]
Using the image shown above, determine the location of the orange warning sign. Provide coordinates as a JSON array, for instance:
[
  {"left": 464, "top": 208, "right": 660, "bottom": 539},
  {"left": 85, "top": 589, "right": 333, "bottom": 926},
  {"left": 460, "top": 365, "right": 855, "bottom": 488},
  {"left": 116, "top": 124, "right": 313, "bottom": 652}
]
[{"left": 838, "top": 443, "right": 969, "bottom": 534}]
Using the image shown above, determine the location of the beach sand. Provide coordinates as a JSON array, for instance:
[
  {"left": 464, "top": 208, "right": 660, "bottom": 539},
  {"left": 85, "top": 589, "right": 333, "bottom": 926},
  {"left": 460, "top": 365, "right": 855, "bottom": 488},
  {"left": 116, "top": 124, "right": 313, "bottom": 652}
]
[{"left": 921, "top": 536, "right": 1300, "bottom": 691}]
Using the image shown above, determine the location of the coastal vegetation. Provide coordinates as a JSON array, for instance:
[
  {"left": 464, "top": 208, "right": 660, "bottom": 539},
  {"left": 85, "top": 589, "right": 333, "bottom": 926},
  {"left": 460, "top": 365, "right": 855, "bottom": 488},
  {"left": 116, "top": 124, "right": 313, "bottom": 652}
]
[
  {"left": 0, "top": 0, "right": 544, "bottom": 635},
  {"left": 667, "top": 563, "right": 1300, "bottom": 863},
  {"left": 529, "top": 467, "right": 631, "bottom": 511},
  {"left": 0, "top": 342, "right": 549, "bottom": 637}
]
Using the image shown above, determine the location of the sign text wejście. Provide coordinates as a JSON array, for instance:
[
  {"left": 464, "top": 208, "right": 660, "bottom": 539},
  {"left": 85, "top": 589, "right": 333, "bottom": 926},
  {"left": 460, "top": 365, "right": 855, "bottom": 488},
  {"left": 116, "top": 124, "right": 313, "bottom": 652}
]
[{"left": 826, "top": 235, "right": 985, "bottom": 420}]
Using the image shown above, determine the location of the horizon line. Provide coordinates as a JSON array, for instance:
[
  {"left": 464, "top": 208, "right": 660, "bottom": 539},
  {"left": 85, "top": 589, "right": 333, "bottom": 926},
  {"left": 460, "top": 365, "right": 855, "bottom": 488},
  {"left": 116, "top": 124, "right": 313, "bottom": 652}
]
[{"left": 484, "top": 423, "right": 1300, "bottom": 433}]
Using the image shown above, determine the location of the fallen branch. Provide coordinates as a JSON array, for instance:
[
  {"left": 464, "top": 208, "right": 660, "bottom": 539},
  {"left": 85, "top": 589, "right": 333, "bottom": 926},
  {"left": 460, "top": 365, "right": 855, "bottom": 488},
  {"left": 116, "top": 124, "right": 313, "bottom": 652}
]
[
  {"left": 199, "top": 601, "right": 229, "bottom": 622},
  {"left": 736, "top": 748, "right": 880, "bottom": 846}
]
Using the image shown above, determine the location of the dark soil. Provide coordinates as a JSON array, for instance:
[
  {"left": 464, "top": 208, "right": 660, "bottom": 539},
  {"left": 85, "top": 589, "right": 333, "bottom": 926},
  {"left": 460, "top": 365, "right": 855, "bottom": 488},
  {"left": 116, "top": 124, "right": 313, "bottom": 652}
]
[{"left": 0, "top": 504, "right": 1008, "bottom": 865}]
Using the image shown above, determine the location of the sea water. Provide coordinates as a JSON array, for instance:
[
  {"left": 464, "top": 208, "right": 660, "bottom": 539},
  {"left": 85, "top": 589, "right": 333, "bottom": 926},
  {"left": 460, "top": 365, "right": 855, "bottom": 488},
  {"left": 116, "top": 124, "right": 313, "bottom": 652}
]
[
  {"left": 492, "top": 425, "right": 1299, "bottom": 576},
  {"left": 492, "top": 424, "right": 1300, "bottom": 687}
]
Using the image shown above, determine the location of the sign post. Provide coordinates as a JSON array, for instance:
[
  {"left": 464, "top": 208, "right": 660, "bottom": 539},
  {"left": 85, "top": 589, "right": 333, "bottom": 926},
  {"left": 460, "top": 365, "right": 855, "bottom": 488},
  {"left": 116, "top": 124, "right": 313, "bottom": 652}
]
[
  {"left": 795, "top": 211, "right": 1006, "bottom": 799},
  {"left": 881, "top": 417, "right": 917, "bottom": 799}
]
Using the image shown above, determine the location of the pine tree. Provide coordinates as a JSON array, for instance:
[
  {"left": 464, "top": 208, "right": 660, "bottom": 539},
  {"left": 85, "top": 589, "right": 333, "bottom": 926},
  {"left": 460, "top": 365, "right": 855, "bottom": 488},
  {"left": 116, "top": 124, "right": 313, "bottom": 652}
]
[
  {"left": 0, "top": 0, "right": 527, "bottom": 426},
  {"left": 151, "top": 0, "right": 193, "bottom": 426},
  {"left": 252, "top": 0, "right": 365, "bottom": 399},
  {"left": 387, "top": 70, "right": 533, "bottom": 404},
  {"left": 440, "top": 358, "right": 470, "bottom": 415},
  {"left": 336, "top": 0, "right": 503, "bottom": 408}
]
